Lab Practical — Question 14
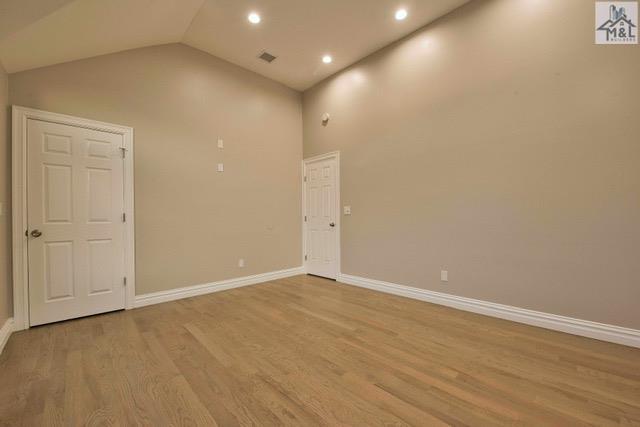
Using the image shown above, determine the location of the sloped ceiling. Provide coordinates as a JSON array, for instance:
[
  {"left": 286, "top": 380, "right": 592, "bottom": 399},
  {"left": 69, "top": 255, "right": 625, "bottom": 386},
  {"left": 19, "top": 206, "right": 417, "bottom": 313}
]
[
  {"left": 0, "top": 0, "right": 76, "bottom": 40},
  {"left": 0, "top": 0, "right": 471, "bottom": 90},
  {"left": 0, "top": 0, "right": 205, "bottom": 73}
]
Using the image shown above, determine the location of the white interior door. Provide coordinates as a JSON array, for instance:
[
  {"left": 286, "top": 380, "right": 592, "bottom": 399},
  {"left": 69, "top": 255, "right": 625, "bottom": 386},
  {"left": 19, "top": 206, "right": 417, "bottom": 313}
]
[
  {"left": 305, "top": 156, "right": 339, "bottom": 279},
  {"left": 27, "top": 118, "right": 126, "bottom": 326}
]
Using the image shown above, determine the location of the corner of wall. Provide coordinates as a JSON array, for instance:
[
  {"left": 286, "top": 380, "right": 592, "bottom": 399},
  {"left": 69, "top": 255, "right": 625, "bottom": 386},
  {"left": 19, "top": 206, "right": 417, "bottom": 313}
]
[{"left": 0, "top": 59, "right": 14, "bottom": 325}]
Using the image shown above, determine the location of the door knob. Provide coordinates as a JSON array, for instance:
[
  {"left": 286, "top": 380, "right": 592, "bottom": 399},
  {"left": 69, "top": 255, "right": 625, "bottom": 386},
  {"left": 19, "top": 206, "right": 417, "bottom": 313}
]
[
  {"left": 30, "top": 229, "right": 43, "bottom": 238},
  {"left": 329, "top": 222, "right": 335, "bottom": 227}
]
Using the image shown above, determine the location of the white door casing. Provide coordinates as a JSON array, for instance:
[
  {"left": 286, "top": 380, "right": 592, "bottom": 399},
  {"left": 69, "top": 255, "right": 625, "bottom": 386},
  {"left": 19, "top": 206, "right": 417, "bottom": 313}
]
[
  {"left": 27, "top": 119, "right": 126, "bottom": 325},
  {"left": 12, "top": 106, "right": 135, "bottom": 330},
  {"left": 304, "top": 153, "right": 340, "bottom": 279}
]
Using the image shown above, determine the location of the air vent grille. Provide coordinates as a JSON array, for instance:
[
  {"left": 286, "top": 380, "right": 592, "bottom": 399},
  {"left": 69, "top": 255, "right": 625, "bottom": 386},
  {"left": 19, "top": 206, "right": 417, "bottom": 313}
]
[{"left": 258, "top": 51, "right": 277, "bottom": 63}]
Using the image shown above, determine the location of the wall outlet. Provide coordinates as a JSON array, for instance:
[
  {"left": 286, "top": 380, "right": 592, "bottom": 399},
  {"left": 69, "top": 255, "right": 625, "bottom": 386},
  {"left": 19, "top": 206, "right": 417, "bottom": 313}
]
[
  {"left": 217, "top": 138, "right": 224, "bottom": 149},
  {"left": 343, "top": 205, "right": 351, "bottom": 215},
  {"left": 440, "top": 270, "right": 448, "bottom": 282},
  {"left": 238, "top": 258, "right": 245, "bottom": 268},
  {"left": 217, "top": 163, "right": 224, "bottom": 172}
]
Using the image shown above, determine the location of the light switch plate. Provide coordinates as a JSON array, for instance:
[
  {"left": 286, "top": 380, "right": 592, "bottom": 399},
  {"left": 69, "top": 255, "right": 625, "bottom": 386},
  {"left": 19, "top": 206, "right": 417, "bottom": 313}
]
[
  {"left": 217, "top": 163, "right": 224, "bottom": 172},
  {"left": 217, "top": 138, "right": 224, "bottom": 149},
  {"left": 343, "top": 205, "right": 351, "bottom": 215}
]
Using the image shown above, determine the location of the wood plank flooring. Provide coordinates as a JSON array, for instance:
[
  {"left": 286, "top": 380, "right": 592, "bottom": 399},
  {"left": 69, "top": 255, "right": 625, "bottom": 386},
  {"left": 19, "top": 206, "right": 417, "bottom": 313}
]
[{"left": 1, "top": 274, "right": 639, "bottom": 426}]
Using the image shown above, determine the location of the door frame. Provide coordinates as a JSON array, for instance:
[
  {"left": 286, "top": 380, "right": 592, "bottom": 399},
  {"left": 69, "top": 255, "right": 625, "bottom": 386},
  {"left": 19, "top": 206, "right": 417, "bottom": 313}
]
[
  {"left": 12, "top": 106, "right": 136, "bottom": 331},
  {"left": 302, "top": 151, "right": 341, "bottom": 278}
]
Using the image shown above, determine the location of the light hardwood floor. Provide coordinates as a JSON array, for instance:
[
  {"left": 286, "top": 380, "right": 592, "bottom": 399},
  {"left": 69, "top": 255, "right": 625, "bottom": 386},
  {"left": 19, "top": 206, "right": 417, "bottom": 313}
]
[{"left": 1, "top": 274, "right": 639, "bottom": 426}]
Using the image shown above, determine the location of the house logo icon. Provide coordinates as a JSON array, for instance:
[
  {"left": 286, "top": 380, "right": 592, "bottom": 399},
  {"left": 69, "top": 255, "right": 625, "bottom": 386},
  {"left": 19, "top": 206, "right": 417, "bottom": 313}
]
[{"left": 596, "top": 2, "right": 638, "bottom": 44}]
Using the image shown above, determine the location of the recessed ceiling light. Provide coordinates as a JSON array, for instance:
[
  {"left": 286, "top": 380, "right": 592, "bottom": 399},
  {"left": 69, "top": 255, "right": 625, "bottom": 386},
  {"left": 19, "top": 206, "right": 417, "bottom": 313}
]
[
  {"left": 248, "top": 12, "right": 261, "bottom": 24},
  {"left": 395, "top": 9, "right": 408, "bottom": 20},
  {"left": 322, "top": 55, "right": 333, "bottom": 64}
]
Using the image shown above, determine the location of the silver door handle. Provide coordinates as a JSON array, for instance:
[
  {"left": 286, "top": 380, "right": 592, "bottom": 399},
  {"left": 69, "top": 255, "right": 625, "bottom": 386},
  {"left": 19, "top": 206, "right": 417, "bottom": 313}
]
[
  {"left": 30, "top": 229, "right": 43, "bottom": 238},
  {"left": 329, "top": 223, "right": 335, "bottom": 227}
]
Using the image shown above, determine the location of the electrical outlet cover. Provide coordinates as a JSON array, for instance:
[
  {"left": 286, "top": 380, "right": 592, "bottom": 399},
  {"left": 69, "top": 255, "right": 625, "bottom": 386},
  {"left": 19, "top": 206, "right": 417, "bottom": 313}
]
[{"left": 441, "top": 270, "right": 448, "bottom": 282}]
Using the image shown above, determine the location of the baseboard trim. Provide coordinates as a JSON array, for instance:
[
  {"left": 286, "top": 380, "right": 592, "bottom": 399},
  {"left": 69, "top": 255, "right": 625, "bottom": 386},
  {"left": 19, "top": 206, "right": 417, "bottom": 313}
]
[
  {"left": 135, "top": 266, "right": 305, "bottom": 308},
  {"left": 0, "top": 317, "right": 14, "bottom": 355},
  {"left": 337, "top": 273, "right": 640, "bottom": 348}
]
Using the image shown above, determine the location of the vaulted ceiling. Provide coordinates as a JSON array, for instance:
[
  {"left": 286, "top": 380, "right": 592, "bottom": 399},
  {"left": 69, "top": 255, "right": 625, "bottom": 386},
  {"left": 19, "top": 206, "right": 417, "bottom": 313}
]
[{"left": 0, "top": 0, "right": 471, "bottom": 90}]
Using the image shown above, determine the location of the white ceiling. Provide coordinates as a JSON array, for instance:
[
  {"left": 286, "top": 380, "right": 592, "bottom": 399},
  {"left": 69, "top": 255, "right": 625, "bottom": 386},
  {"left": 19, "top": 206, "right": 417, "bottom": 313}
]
[{"left": 0, "top": 0, "right": 471, "bottom": 90}]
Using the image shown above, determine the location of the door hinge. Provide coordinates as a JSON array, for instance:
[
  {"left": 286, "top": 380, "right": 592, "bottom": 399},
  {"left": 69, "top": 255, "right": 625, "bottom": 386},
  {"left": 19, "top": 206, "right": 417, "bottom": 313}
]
[
  {"left": 122, "top": 213, "right": 126, "bottom": 222},
  {"left": 304, "top": 176, "right": 307, "bottom": 182},
  {"left": 123, "top": 277, "right": 127, "bottom": 286},
  {"left": 304, "top": 254, "right": 308, "bottom": 261},
  {"left": 304, "top": 215, "right": 307, "bottom": 222},
  {"left": 119, "top": 147, "right": 127, "bottom": 158}
]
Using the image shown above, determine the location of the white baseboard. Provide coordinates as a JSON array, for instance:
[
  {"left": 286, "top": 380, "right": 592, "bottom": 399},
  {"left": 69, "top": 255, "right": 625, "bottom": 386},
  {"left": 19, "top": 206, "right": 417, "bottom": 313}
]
[
  {"left": 0, "top": 317, "right": 14, "bottom": 355},
  {"left": 135, "top": 266, "right": 305, "bottom": 308},
  {"left": 337, "top": 273, "right": 640, "bottom": 348}
]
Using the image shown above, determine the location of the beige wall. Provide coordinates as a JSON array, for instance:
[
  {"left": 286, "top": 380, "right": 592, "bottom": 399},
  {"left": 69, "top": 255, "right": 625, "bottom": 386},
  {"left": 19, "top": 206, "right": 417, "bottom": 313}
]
[
  {"left": 303, "top": 0, "right": 640, "bottom": 329},
  {"left": 10, "top": 43, "right": 302, "bottom": 295},
  {"left": 0, "top": 61, "right": 11, "bottom": 324}
]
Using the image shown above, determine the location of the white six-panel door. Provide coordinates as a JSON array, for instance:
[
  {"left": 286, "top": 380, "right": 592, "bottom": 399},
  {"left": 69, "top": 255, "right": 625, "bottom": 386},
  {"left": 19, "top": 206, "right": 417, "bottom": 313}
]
[
  {"left": 304, "top": 156, "right": 339, "bottom": 279},
  {"left": 27, "top": 118, "right": 126, "bottom": 326}
]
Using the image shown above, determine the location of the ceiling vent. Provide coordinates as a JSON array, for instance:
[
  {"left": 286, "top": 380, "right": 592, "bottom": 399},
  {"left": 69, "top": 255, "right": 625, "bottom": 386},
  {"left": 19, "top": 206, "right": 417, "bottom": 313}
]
[{"left": 258, "top": 51, "right": 277, "bottom": 63}]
